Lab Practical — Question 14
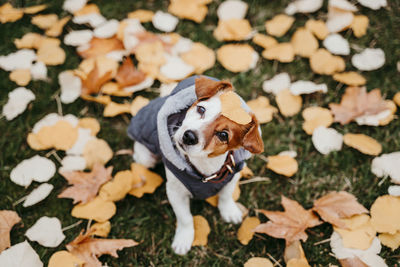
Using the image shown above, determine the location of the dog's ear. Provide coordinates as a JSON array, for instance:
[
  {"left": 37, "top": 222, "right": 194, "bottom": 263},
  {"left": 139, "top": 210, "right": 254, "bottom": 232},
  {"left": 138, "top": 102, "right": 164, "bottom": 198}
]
[
  {"left": 195, "top": 76, "right": 232, "bottom": 100},
  {"left": 242, "top": 114, "right": 264, "bottom": 154}
]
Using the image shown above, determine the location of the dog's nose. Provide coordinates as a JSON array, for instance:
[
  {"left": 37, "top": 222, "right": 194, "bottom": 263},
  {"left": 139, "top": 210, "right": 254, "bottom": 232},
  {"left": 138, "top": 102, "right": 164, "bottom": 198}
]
[{"left": 182, "top": 130, "right": 198, "bottom": 146}]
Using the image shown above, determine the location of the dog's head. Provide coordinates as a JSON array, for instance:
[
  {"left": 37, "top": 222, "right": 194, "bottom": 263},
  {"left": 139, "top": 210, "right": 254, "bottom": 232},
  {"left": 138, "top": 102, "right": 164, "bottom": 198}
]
[{"left": 174, "top": 77, "right": 264, "bottom": 158}]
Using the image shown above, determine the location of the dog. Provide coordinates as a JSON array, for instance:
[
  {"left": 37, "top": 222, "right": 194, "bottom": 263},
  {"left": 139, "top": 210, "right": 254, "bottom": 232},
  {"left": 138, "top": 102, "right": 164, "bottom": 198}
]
[{"left": 128, "top": 75, "right": 263, "bottom": 255}]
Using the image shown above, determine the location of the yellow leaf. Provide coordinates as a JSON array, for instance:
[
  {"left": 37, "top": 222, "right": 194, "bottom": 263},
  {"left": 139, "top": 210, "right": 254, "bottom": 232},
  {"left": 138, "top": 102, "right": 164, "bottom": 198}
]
[
  {"left": 99, "top": 170, "right": 142, "bottom": 202},
  {"left": 240, "top": 165, "right": 254, "bottom": 179},
  {"left": 265, "top": 14, "right": 294, "bottom": 37},
  {"left": 23, "top": 4, "right": 47, "bottom": 14},
  {"left": 284, "top": 240, "right": 310, "bottom": 267},
  {"left": 89, "top": 221, "right": 111, "bottom": 237},
  {"left": 379, "top": 231, "right": 400, "bottom": 250},
  {"left": 213, "top": 19, "right": 252, "bottom": 41},
  {"left": 31, "top": 14, "right": 58, "bottom": 29},
  {"left": 80, "top": 94, "right": 112, "bottom": 105},
  {"left": 14, "top": 33, "right": 43, "bottom": 49},
  {"left": 217, "top": 44, "right": 256, "bottom": 73},
  {"left": 237, "top": 217, "right": 260, "bottom": 245},
  {"left": 302, "top": 107, "right": 333, "bottom": 135},
  {"left": 46, "top": 16, "right": 70, "bottom": 37},
  {"left": 305, "top": 19, "right": 329, "bottom": 40},
  {"left": 48, "top": 251, "right": 85, "bottom": 267},
  {"left": 72, "top": 196, "right": 116, "bottom": 222},
  {"left": 103, "top": 102, "right": 131, "bottom": 117},
  {"left": 276, "top": 89, "right": 302, "bottom": 117},
  {"left": 9, "top": 69, "right": 31, "bottom": 86},
  {"left": 262, "top": 43, "right": 295, "bottom": 63},
  {"left": 291, "top": 28, "right": 319, "bottom": 58},
  {"left": 252, "top": 33, "right": 277, "bottom": 49},
  {"left": 129, "top": 163, "right": 163, "bottom": 198},
  {"left": 309, "top": 49, "right": 345, "bottom": 75},
  {"left": 78, "top": 117, "right": 100, "bottom": 136},
  {"left": 0, "top": 3, "right": 23, "bottom": 23},
  {"left": 37, "top": 43, "right": 66, "bottom": 65},
  {"left": 83, "top": 138, "right": 113, "bottom": 169},
  {"left": 247, "top": 96, "right": 278, "bottom": 124},
  {"left": 333, "top": 72, "right": 366, "bottom": 86},
  {"left": 370, "top": 195, "right": 400, "bottom": 234},
  {"left": 181, "top": 42, "right": 215, "bottom": 74},
  {"left": 168, "top": 0, "right": 208, "bottom": 23},
  {"left": 192, "top": 215, "right": 210, "bottom": 246},
  {"left": 351, "top": 15, "right": 369, "bottom": 38},
  {"left": 343, "top": 133, "right": 382, "bottom": 156},
  {"left": 34, "top": 120, "right": 79, "bottom": 151},
  {"left": 127, "top": 9, "right": 154, "bottom": 22},
  {"left": 131, "top": 96, "right": 150, "bottom": 116},
  {"left": 244, "top": 257, "right": 273, "bottom": 267},
  {"left": 267, "top": 155, "right": 298, "bottom": 177}
]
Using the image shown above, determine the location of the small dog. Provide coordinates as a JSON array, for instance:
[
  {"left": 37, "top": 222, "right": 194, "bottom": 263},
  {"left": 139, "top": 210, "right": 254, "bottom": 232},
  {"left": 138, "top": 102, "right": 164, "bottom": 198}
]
[{"left": 128, "top": 76, "right": 263, "bottom": 255}]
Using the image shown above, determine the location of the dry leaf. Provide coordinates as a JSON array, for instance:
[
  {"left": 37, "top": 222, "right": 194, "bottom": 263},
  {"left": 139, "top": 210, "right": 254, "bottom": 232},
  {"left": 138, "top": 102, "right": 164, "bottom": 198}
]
[
  {"left": 81, "top": 94, "right": 112, "bottom": 105},
  {"left": 78, "top": 37, "right": 124, "bottom": 59},
  {"left": 333, "top": 72, "right": 366, "bottom": 86},
  {"left": 135, "top": 41, "right": 166, "bottom": 67},
  {"left": 71, "top": 196, "right": 116, "bottom": 222},
  {"left": 265, "top": 14, "right": 294, "bottom": 37},
  {"left": 339, "top": 257, "right": 369, "bottom": 267},
  {"left": 101, "top": 82, "right": 131, "bottom": 97},
  {"left": 81, "top": 62, "right": 113, "bottom": 95},
  {"left": 244, "top": 257, "right": 273, "bottom": 267},
  {"left": 2, "top": 87, "right": 35, "bottom": 120},
  {"left": 37, "top": 42, "right": 66, "bottom": 65},
  {"left": 103, "top": 102, "right": 131, "bottom": 117},
  {"left": 131, "top": 96, "right": 149, "bottom": 116},
  {"left": 32, "top": 14, "right": 58, "bottom": 29},
  {"left": 237, "top": 217, "right": 260, "bottom": 245},
  {"left": 46, "top": 16, "right": 71, "bottom": 37},
  {"left": 23, "top": 4, "right": 47, "bottom": 14},
  {"left": 252, "top": 33, "right": 277, "bottom": 49},
  {"left": 59, "top": 164, "right": 113, "bottom": 204},
  {"left": 302, "top": 107, "right": 333, "bottom": 135},
  {"left": 305, "top": 19, "right": 329, "bottom": 40},
  {"left": 48, "top": 251, "right": 85, "bottom": 267},
  {"left": 291, "top": 27, "right": 319, "bottom": 58},
  {"left": 213, "top": 18, "right": 252, "bottom": 41},
  {"left": 343, "top": 133, "right": 382, "bottom": 156},
  {"left": 192, "top": 215, "right": 210, "bottom": 246},
  {"left": 90, "top": 221, "right": 111, "bottom": 238},
  {"left": 181, "top": 42, "right": 215, "bottom": 74},
  {"left": 23, "top": 183, "right": 54, "bottom": 207},
  {"left": 78, "top": 117, "right": 100, "bottom": 136},
  {"left": 83, "top": 138, "right": 113, "bottom": 169},
  {"left": 0, "top": 210, "right": 21, "bottom": 253},
  {"left": 129, "top": 163, "right": 163, "bottom": 198},
  {"left": 66, "top": 229, "right": 138, "bottom": 267},
  {"left": 267, "top": 155, "right": 298, "bottom": 177},
  {"left": 262, "top": 42, "right": 295, "bottom": 63},
  {"left": 309, "top": 48, "right": 345, "bottom": 75},
  {"left": 220, "top": 91, "right": 252, "bottom": 125},
  {"left": 394, "top": 92, "right": 400, "bottom": 107},
  {"left": 9, "top": 69, "right": 31, "bottom": 86},
  {"left": 352, "top": 48, "right": 385, "bottom": 71},
  {"left": 127, "top": 9, "right": 154, "bottom": 22},
  {"left": 351, "top": 15, "right": 369, "bottom": 38},
  {"left": 217, "top": 44, "right": 257, "bottom": 72},
  {"left": 0, "top": 3, "right": 23, "bottom": 23},
  {"left": 99, "top": 170, "right": 141, "bottom": 202},
  {"left": 254, "top": 196, "right": 322, "bottom": 244},
  {"left": 329, "top": 87, "right": 389, "bottom": 125},
  {"left": 115, "top": 57, "right": 146, "bottom": 88},
  {"left": 217, "top": 0, "right": 248, "bottom": 20},
  {"left": 152, "top": 11, "right": 179, "bottom": 32},
  {"left": 247, "top": 96, "right": 278, "bottom": 124},
  {"left": 370, "top": 195, "right": 400, "bottom": 234},
  {"left": 379, "top": 231, "right": 400, "bottom": 250},
  {"left": 284, "top": 240, "right": 310, "bottom": 267},
  {"left": 323, "top": 33, "right": 350, "bottom": 56},
  {"left": 168, "top": 0, "right": 209, "bottom": 23},
  {"left": 276, "top": 89, "right": 302, "bottom": 117}
]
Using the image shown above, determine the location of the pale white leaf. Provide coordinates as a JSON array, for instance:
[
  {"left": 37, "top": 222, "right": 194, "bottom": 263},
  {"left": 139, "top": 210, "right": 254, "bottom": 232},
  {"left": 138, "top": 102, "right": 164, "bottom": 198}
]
[
  {"left": 160, "top": 55, "right": 194, "bottom": 80},
  {"left": 278, "top": 150, "right": 297, "bottom": 158},
  {"left": 59, "top": 155, "right": 86, "bottom": 172},
  {"left": 352, "top": 48, "right": 385, "bottom": 71},
  {"left": 23, "top": 183, "right": 54, "bottom": 207},
  {"left": 371, "top": 152, "right": 400, "bottom": 184},
  {"left": 93, "top": 19, "right": 119, "bottom": 39},
  {"left": 10, "top": 155, "right": 56, "bottom": 187},
  {"left": 290, "top": 80, "right": 328, "bottom": 95},
  {"left": 25, "top": 217, "right": 65, "bottom": 247},
  {"left": 73, "top": 13, "right": 107, "bottom": 28},
  {"left": 123, "top": 77, "right": 154, "bottom": 93},
  {"left": 357, "top": 0, "right": 387, "bottom": 10},
  {"left": 0, "top": 241, "right": 43, "bottom": 267},
  {"left": 355, "top": 109, "right": 391, "bottom": 126},
  {"left": 262, "top": 73, "right": 291, "bottom": 96},
  {"left": 0, "top": 49, "right": 36, "bottom": 71},
  {"left": 30, "top": 61, "right": 47, "bottom": 80},
  {"left": 329, "top": 0, "right": 358, "bottom": 11},
  {"left": 152, "top": 11, "right": 179, "bottom": 33},
  {"left": 2, "top": 87, "right": 35, "bottom": 120},
  {"left": 326, "top": 7, "right": 354, "bottom": 33},
  {"left": 285, "top": 0, "right": 323, "bottom": 15},
  {"left": 66, "top": 128, "right": 94, "bottom": 155},
  {"left": 63, "top": 0, "right": 87, "bottom": 13},
  {"left": 388, "top": 185, "right": 400, "bottom": 196},
  {"left": 323, "top": 34, "right": 350, "bottom": 55},
  {"left": 32, "top": 113, "right": 78, "bottom": 133},
  {"left": 312, "top": 126, "right": 343, "bottom": 155},
  {"left": 64, "top": 30, "right": 93, "bottom": 47},
  {"left": 59, "top": 71, "right": 82, "bottom": 104},
  {"left": 159, "top": 82, "right": 177, "bottom": 97},
  {"left": 217, "top": 0, "right": 248, "bottom": 20}
]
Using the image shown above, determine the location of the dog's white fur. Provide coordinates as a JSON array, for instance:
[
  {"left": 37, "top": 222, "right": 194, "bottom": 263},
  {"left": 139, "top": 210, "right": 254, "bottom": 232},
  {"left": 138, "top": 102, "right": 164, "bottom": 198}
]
[{"left": 133, "top": 93, "right": 244, "bottom": 255}]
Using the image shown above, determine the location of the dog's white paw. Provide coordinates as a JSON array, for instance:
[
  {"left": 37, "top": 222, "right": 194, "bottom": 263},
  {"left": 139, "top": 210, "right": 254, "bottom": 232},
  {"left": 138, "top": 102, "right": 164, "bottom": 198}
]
[
  {"left": 172, "top": 226, "right": 194, "bottom": 255},
  {"left": 219, "top": 200, "right": 243, "bottom": 224}
]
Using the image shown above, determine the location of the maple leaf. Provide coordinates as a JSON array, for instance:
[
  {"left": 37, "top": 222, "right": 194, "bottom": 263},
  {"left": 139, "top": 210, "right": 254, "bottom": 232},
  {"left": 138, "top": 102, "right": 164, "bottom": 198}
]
[
  {"left": 115, "top": 57, "right": 146, "bottom": 87},
  {"left": 81, "top": 62, "right": 113, "bottom": 95},
  {"left": 66, "top": 229, "right": 138, "bottom": 267},
  {"left": 254, "top": 196, "right": 322, "bottom": 244},
  {"left": 58, "top": 164, "right": 113, "bottom": 204},
  {"left": 0, "top": 210, "right": 21, "bottom": 252},
  {"left": 78, "top": 37, "right": 124, "bottom": 59},
  {"left": 313, "top": 191, "right": 368, "bottom": 228},
  {"left": 329, "top": 87, "right": 388, "bottom": 125}
]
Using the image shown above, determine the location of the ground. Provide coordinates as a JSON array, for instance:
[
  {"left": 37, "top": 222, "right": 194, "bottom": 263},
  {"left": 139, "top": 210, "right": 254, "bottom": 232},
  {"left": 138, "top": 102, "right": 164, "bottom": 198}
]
[{"left": 0, "top": 0, "right": 400, "bottom": 266}]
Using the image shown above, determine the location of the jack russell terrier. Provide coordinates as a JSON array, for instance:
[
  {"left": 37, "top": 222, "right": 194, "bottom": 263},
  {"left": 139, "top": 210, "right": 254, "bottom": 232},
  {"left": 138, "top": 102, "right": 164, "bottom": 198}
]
[{"left": 128, "top": 75, "right": 263, "bottom": 255}]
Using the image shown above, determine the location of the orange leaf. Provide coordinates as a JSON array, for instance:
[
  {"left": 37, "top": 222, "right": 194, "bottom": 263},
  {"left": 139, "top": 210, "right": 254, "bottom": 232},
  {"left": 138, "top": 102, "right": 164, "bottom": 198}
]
[
  {"left": 254, "top": 196, "right": 322, "bottom": 244},
  {"left": 81, "top": 62, "right": 113, "bottom": 95},
  {"left": 0, "top": 210, "right": 21, "bottom": 253},
  {"left": 115, "top": 57, "right": 146, "bottom": 87},
  {"left": 66, "top": 229, "right": 138, "bottom": 267},
  {"left": 78, "top": 37, "right": 124, "bottom": 59},
  {"left": 59, "top": 164, "right": 113, "bottom": 204},
  {"left": 313, "top": 191, "right": 368, "bottom": 228}
]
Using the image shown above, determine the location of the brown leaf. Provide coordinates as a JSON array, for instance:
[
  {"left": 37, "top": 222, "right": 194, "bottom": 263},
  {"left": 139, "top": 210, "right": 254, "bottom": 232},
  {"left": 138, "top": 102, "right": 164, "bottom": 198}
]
[
  {"left": 59, "top": 164, "right": 113, "bottom": 204},
  {"left": 313, "top": 191, "right": 368, "bottom": 228},
  {"left": 0, "top": 210, "right": 21, "bottom": 252},
  {"left": 254, "top": 196, "right": 322, "bottom": 244},
  {"left": 81, "top": 62, "right": 113, "bottom": 95},
  {"left": 66, "top": 229, "right": 138, "bottom": 267},
  {"left": 329, "top": 87, "right": 389, "bottom": 125},
  {"left": 339, "top": 257, "right": 368, "bottom": 267},
  {"left": 78, "top": 37, "right": 124, "bottom": 59},
  {"left": 115, "top": 57, "right": 146, "bottom": 87}
]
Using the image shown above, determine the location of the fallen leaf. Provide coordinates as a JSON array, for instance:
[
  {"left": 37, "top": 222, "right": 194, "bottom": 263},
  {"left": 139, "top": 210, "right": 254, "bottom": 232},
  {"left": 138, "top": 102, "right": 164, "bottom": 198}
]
[
  {"left": 237, "top": 217, "right": 260, "bottom": 245},
  {"left": 309, "top": 48, "right": 345, "bottom": 75},
  {"left": 276, "top": 89, "right": 302, "bottom": 117},
  {"left": 23, "top": 183, "right": 54, "bottom": 207},
  {"left": 23, "top": 4, "right": 47, "bottom": 14},
  {"left": 254, "top": 196, "right": 322, "bottom": 244},
  {"left": 217, "top": 0, "right": 248, "bottom": 20},
  {"left": 371, "top": 152, "right": 400, "bottom": 184},
  {"left": 94, "top": 19, "right": 119, "bottom": 39},
  {"left": 192, "top": 215, "right": 210, "bottom": 246},
  {"left": 48, "top": 251, "right": 85, "bottom": 267},
  {"left": 285, "top": 0, "right": 323, "bottom": 15},
  {"left": 252, "top": 33, "right": 277, "bottom": 49},
  {"left": 127, "top": 9, "right": 154, "bottom": 22},
  {"left": 33, "top": 120, "right": 79, "bottom": 151},
  {"left": 247, "top": 96, "right": 277, "bottom": 124},
  {"left": 351, "top": 15, "right": 369, "bottom": 38},
  {"left": 168, "top": 0, "right": 209, "bottom": 23},
  {"left": 323, "top": 33, "right": 350, "bottom": 56},
  {"left": 71, "top": 196, "right": 116, "bottom": 222},
  {"left": 159, "top": 55, "right": 194, "bottom": 81},
  {"left": 339, "top": 257, "right": 369, "bottom": 267},
  {"left": 329, "top": 87, "right": 389, "bottom": 125},
  {"left": 302, "top": 107, "right": 333, "bottom": 135},
  {"left": 115, "top": 57, "right": 146, "bottom": 88},
  {"left": 305, "top": 19, "right": 329, "bottom": 40},
  {"left": 103, "top": 102, "right": 131, "bottom": 117},
  {"left": 131, "top": 96, "right": 150, "bottom": 116},
  {"left": 326, "top": 6, "right": 354, "bottom": 33},
  {"left": 0, "top": 3, "right": 23, "bottom": 23},
  {"left": 333, "top": 72, "right": 366, "bottom": 86},
  {"left": 64, "top": 30, "right": 93, "bottom": 47},
  {"left": 78, "top": 117, "right": 100, "bottom": 136},
  {"left": 394, "top": 92, "right": 400, "bottom": 106},
  {"left": 265, "top": 14, "right": 294, "bottom": 37},
  {"left": 312, "top": 126, "right": 343, "bottom": 155},
  {"left": 213, "top": 18, "right": 252, "bottom": 41},
  {"left": 291, "top": 27, "right": 319, "bottom": 58},
  {"left": 129, "top": 163, "right": 163, "bottom": 198},
  {"left": 78, "top": 37, "right": 124, "bottom": 59},
  {"left": 10, "top": 155, "right": 56, "bottom": 186},
  {"left": 0, "top": 210, "right": 21, "bottom": 252},
  {"left": 357, "top": 0, "right": 387, "bottom": 10},
  {"left": 181, "top": 42, "right": 215, "bottom": 74},
  {"left": 267, "top": 155, "right": 298, "bottom": 177},
  {"left": 59, "top": 164, "right": 113, "bottom": 204},
  {"left": 25, "top": 216, "right": 65, "bottom": 248},
  {"left": 217, "top": 44, "right": 257, "bottom": 72},
  {"left": 244, "top": 257, "right": 273, "bottom": 267},
  {"left": 220, "top": 91, "right": 252, "bottom": 125},
  {"left": 66, "top": 229, "right": 138, "bottom": 267},
  {"left": 352, "top": 48, "right": 385, "bottom": 71},
  {"left": 37, "top": 42, "right": 66, "bottom": 65},
  {"left": 262, "top": 42, "right": 295, "bottom": 63},
  {"left": 152, "top": 11, "right": 179, "bottom": 33},
  {"left": 135, "top": 41, "right": 166, "bottom": 67},
  {"left": 59, "top": 70, "right": 82, "bottom": 104},
  {"left": 370, "top": 195, "right": 400, "bottom": 234},
  {"left": 46, "top": 16, "right": 71, "bottom": 37},
  {"left": 262, "top": 72, "right": 291, "bottom": 96},
  {"left": 81, "top": 62, "right": 113, "bottom": 95},
  {"left": 9, "top": 69, "right": 31, "bottom": 86},
  {"left": 379, "top": 231, "right": 400, "bottom": 250},
  {"left": 81, "top": 94, "right": 112, "bottom": 105},
  {"left": 83, "top": 138, "right": 113, "bottom": 169},
  {"left": 31, "top": 14, "right": 58, "bottom": 29},
  {"left": 90, "top": 221, "right": 111, "bottom": 237},
  {"left": 290, "top": 80, "right": 327, "bottom": 95},
  {"left": 284, "top": 240, "right": 311, "bottom": 267},
  {"left": 99, "top": 170, "right": 141, "bottom": 202},
  {"left": 0, "top": 241, "right": 43, "bottom": 267},
  {"left": 343, "top": 133, "right": 382, "bottom": 156},
  {"left": 2, "top": 87, "right": 35, "bottom": 120}
]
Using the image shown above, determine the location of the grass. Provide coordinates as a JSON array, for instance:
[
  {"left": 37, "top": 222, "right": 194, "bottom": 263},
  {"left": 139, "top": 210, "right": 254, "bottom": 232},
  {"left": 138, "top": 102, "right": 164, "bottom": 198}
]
[{"left": 0, "top": 0, "right": 400, "bottom": 266}]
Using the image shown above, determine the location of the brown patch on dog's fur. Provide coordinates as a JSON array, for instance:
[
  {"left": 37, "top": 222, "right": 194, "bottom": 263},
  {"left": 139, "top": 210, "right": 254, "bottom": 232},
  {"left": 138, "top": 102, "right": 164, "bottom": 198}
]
[
  {"left": 204, "top": 114, "right": 264, "bottom": 157},
  {"left": 195, "top": 76, "right": 232, "bottom": 100}
]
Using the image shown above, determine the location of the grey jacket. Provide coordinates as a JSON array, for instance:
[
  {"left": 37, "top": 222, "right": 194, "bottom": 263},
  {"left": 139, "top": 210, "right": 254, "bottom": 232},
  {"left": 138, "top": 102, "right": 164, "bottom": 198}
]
[{"left": 127, "top": 76, "right": 251, "bottom": 199}]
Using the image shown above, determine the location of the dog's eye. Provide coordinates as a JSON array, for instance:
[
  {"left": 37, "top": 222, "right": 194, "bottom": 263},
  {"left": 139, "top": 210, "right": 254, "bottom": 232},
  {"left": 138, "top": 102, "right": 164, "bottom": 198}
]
[
  {"left": 216, "top": 131, "right": 229, "bottom": 142},
  {"left": 197, "top": 106, "right": 205, "bottom": 116}
]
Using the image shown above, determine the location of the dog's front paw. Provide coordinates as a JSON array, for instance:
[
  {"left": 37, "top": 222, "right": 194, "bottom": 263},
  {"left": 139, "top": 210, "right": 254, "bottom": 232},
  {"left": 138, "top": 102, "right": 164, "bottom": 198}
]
[
  {"left": 172, "top": 226, "right": 194, "bottom": 255},
  {"left": 219, "top": 200, "right": 243, "bottom": 224}
]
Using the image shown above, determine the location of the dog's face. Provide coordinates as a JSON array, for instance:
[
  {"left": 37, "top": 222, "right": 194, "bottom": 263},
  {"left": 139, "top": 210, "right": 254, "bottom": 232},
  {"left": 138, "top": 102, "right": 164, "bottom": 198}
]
[{"left": 174, "top": 77, "right": 264, "bottom": 158}]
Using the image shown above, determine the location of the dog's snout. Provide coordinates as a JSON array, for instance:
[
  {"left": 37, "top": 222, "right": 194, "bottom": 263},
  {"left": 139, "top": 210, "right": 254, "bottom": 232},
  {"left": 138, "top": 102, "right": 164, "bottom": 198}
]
[{"left": 182, "top": 130, "right": 198, "bottom": 146}]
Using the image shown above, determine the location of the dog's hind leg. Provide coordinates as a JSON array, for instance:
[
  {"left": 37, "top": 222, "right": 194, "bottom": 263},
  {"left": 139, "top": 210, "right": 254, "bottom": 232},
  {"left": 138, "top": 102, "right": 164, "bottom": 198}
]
[
  {"left": 218, "top": 172, "right": 243, "bottom": 224},
  {"left": 165, "top": 168, "right": 194, "bottom": 255},
  {"left": 133, "top": 142, "right": 159, "bottom": 168}
]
